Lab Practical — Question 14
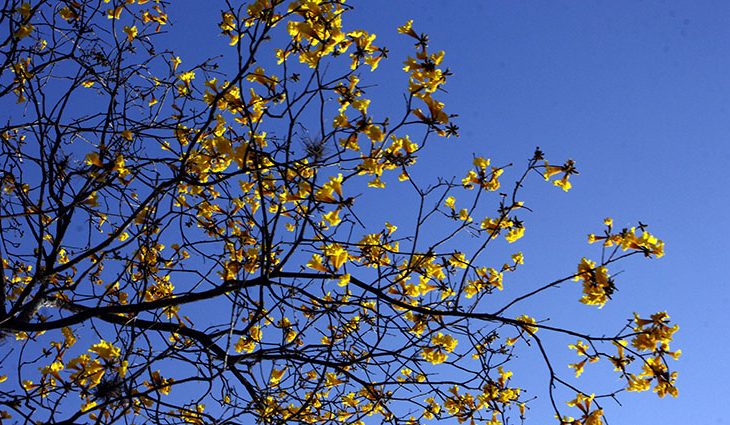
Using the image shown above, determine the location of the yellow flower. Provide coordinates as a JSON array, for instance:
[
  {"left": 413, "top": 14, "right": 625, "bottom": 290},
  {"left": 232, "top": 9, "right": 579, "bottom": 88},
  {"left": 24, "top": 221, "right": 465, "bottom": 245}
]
[
  {"left": 543, "top": 159, "right": 577, "bottom": 192},
  {"left": 444, "top": 196, "right": 456, "bottom": 210},
  {"left": 324, "top": 372, "right": 343, "bottom": 388},
  {"left": 322, "top": 209, "right": 341, "bottom": 227},
  {"left": 178, "top": 70, "right": 196, "bottom": 85},
  {"left": 421, "top": 332, "right": 458, "bottom": 364},
  {"left": 269, "top": 368, "right": 286, "bottom": 386},
  {"left": 84, "top": 152, "right": 102, "bottom": 167},
  {"left": 397, "top": 20, "right": 418, "bottom": 39},
  {"left": 83, "top": 191, "right": 99, "bottom": 207},
  {"left": 62, "top": 327, "right": 76, "bottom": 346},
  {"left": 89, "top": 340, "right": 121, "bottom": 360},
  {"left": 458, "top": 208, "right": 472, "bottom": 222},
  {"left": 574, "top": 258, "right": 612, "bottom": 308},
  {"left": 80, "top": 400, "right": 97, "bottom": 412},
  {"left": 40, "top": 361, "right": 64, "bottom": 378},
  {"left": 170, "top": 56, "right": 182, "bottom": 72},
  {"left": 432, "top": 332, "right": 458, "bottom": 352},
  {"left": 368, "top": 176, "right": 385, "bottom": 188},
  {"left": 147, "top": 370, "right": 174, "bottom": 395},
  {"left": 487, "top": 412, "right": 503, "bottom": 425},
  {"left": 220, "top": 12, "right": 236, "bottom": 32},
  {"left": 554, "top": 177, "right": 572, "bottom": 192},
  {"left": 234, "top": 336, "right": 256, "bottom": 353},
  {"left": 505, "top": 226, "right": 525, "bottom": 243},
  {"left": 342, "top": 392, "right": 359, "bottom": 408},
  {"left": 323, "top": 243, "right": 349, "bottom": 270},
  {"left": 626, "top": 374, "right": 651, "bottom": 392},
  {"left": 118, "top": 360, "right": 128, "bottom": 378},
  {"left": 59, "top": 6, "right": 79, "bottom": 22},
  {"left": 333, "top": 114, "right": 350, "bottom": 129},
  {"left": 107, "top": 5, "right": 123, "bottom": 19},
  {"left": 337, "top": 273, "right": 351, "bottom": 287},
  {"left": 569, "top": 340, "right": 590, "bottom": 357},
  {"left": 384, "top": 221, "right": 397, "bottom": 235},
  {"left": 423, "top": 397, "right": 441, "bottom": 419},
  {"left": 121, "top": 129, "right": 133, "bottom": 141},
  {"left": 567, "top": 392, "right": 603, "bottom": 425},
  {"left": 249, "top": 325, "right": 262, "bottom": 342},
  {"left": 123, "top": 25, "right": 138, "bottom": 42},
  {"left": 515, "top": 315, "right": 538, "bottom": 334},
  {"left": 473, "top": 156, "right": 490, "bottom": 170},
  {"left": 421, "top": 347, "right": 447, "bottom": 365},
  {"left": 306, "top": 254, "right": 328, "bottom": 273},
  {"left": 315, "top": 174, "right": 344, "bottom": 202},
  {"left": 569, "top": 359, "right": 588, "bottom": 377},
  {"left": 14, "top": 24, "right": 34, "bottom": 40},
  {"left": 448, "top": 252, "right": 467, "bottom": 269}
]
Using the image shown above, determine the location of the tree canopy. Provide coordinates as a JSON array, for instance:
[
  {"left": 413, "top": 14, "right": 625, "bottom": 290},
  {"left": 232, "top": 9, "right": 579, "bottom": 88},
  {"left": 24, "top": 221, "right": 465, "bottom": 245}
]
[{"left": 0, "top": 1, "right": 678, "bottom": 424}]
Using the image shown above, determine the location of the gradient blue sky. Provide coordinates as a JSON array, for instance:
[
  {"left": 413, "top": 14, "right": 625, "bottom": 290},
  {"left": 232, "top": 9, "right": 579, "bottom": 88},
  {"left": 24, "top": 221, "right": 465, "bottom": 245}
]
[
  {"left": 345, "top": 1, "right": 728, "bottom": 423},
  {"left": 3, "top": 1, "right": 720, "bottom": 423},
  {"left": 171, "top": 1, "right": 728, "bottom": 423}
]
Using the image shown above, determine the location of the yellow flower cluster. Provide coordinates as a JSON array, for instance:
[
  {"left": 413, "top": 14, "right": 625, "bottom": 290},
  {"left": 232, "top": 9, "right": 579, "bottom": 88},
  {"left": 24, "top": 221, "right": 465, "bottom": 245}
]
[
  {"left": 145, "top": 370, "right": 174, "bottom": 395},
  {"left": 421, "top": 332, "right": 458, "bottom": 364},
  {"left": 399, "top": 21, "right": 454, "bottom": 136},
  {"left": 626, "top": 312, "right": 680, "bottom": 397},
  {"left": 480, "top": 367, "right": 521, "bottom": 407},
  {"left": 464, "top": 267, "right": 503, "bottom": 298},
  {"left": 574, "top": 258, "right": 613, "bottom": 308},
  {"left": 438, "top": 372, "right": 521, "bottom": 425},
  {"left": 394, "top": 253, "right": 446, "bottom": 300},
  {"left": 588, "top": 220, "right": 664, "bottom": 258},
  {"left": 235, "top": 325, "right": 263, "bottom": 353},
  {"left": 462, "top": 157, "right": 504, "bottom": 191},
  {"left": 177, "top": 404, "right": 206, "bottom": 425},
  {"left": 314, "top": 174, "right": 344, "bottom": 203},
  {"left": 357, "top": 232, "right": 398, "bottom": 268},
  {"left": 543, "top": 159, "right": 577, "bottom": 192},
  {"left": 89, "top": 340, "right": 121, "bottom": 361},
  {"left": 11, "top": 57, "right": 33, "bottom": 103},
  {"left": 13, "top": 3, "right": 34, "bottom": 40},
  {"left": 480, "top": 216, "right": 525, "bottom": 243},
  {"left": 561, "top": 393, "right": 603, "bottom": 425},
  {"left": 631, "top": 312, "right": 679, "bottom": 352},
  {"left": 285, "top": 1, "right": 384, "bottom": 69},
  {"left": 356, "top": 135, "right": 419, "bottom": 188},
  {"left": 66, "top": 350, "right": 109, "bottom": 388},
  {"left": 567, "top": 340, "right": 599, "bottom": 377}
]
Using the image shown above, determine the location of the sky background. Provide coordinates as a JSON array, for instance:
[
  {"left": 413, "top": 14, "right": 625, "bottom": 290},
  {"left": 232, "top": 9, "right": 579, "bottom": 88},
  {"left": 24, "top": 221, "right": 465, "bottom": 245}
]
[
  {"left": 171, "top": 1, "right": 730, "bottom": 423},
  {"left": 3, "top": 1, "right": 724, "bottom": 424},
  {"left": 341, "top": 1, "right": 729, "bottom": 423}
]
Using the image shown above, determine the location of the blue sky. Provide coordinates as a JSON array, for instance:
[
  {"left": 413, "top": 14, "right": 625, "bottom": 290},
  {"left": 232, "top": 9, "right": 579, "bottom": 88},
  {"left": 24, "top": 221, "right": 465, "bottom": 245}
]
[
  {"left": 337, "top": 1, "right": 729, "bottom": 423},
  {"left": 3, "top": 1, "right": 726, "bottom": 423},
  {"left": 116, "top": 1, "right": 730, "bottom": 423}
]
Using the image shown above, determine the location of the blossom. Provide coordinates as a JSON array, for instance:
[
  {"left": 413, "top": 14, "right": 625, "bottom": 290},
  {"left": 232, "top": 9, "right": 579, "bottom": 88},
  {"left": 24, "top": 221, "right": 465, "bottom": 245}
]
[
  {"left": 421, "top": 332, "right": 458, "bottom": 364},
  {"left": 88, "top": 340, "right": 121, "bottom": 361},
  {"left": 123, "top": 25, "right": 137, "bottom": 42},
  {"left": 543, "top": 159, "right": 577, "bottom": 192}
]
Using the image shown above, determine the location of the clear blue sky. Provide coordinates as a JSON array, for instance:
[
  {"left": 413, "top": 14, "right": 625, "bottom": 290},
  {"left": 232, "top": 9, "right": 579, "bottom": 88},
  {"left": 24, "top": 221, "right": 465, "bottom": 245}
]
[
  {"left": 4, "top": 2, "right": 724, "bottom": 423},
  {"left": 170, "top": 1, "right": 728, "bottom": 423},
  {"left": 343, "top": 1, "right": 729, "bottom": 423}
]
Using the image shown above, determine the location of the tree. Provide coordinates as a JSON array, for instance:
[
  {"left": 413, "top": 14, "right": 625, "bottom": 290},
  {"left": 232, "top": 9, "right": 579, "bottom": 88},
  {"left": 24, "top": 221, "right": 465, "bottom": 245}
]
[{"left": 0, "top": 1, "right": 679, "bottom": 424}]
